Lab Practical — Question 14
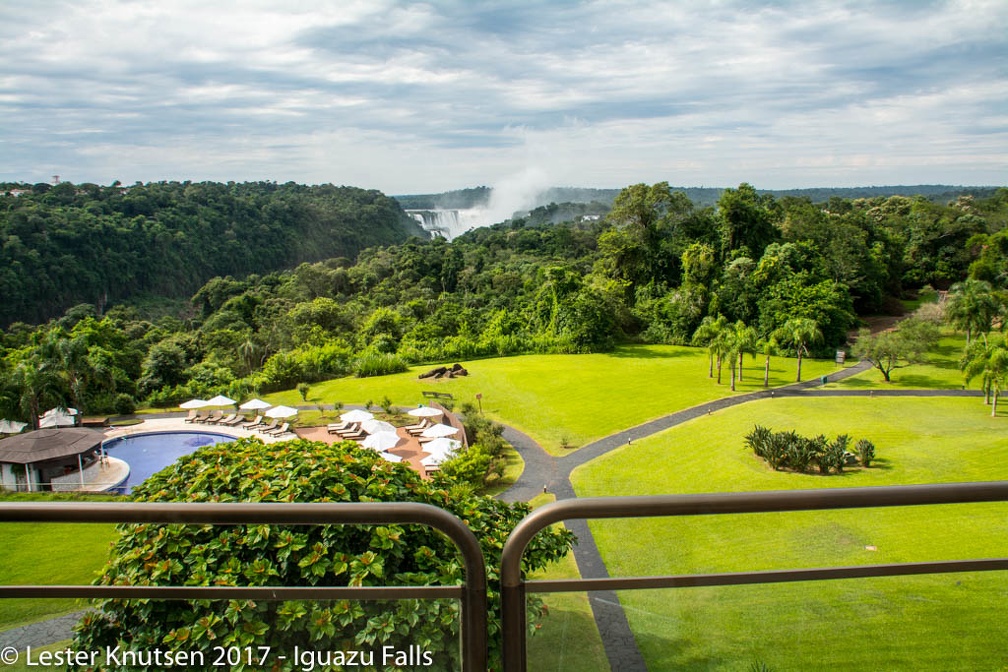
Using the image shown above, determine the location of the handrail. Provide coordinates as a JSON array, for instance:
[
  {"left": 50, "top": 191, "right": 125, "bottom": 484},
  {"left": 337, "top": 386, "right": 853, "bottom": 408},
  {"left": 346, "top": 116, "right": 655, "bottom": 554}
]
[
  {"left": 500, "top": 481, "right": 1008, "bottom": 672},
  {"left": 0, "top": 501, "right": 488, "bottom": 672}
]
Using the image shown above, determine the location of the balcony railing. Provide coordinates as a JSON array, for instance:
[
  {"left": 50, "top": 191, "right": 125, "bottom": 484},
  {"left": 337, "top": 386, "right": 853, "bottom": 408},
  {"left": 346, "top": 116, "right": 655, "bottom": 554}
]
[{"left": 3, "top": 482, "right": 1008, "bottom": 672}]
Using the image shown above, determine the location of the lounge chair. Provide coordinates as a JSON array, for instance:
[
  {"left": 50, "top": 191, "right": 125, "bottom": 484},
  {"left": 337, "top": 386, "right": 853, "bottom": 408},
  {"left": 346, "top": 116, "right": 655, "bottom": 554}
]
[
  {"left": 240, "top": 415, "right": 264, "bottom": 429},
  {"left": 199, "top": 410, "right": 224, "bottom": 424},
  {"left": 183, "top": 410, "right": 199, "bottom": 423},
  {"left": 210, "top": 413, "right": 237, "bottom": 426},
  {"left": 221, "top": 414, "right": 245, "bottom": 426},
  {"left": 327, "top": 421, "right": 353, "bottom": 434},
  {"left": 257, "top": 419, "right": 280, "bottom": 434},
  {"left": 340, "top": 429, "right": 368, "bottom": 441},
  {"left": 331, "top": 423, "right": 362, "bottom": 438},
  {"left": 406, "top": 420, "right": 431, "bottom": 436},
  {"left": 264, "top": 422, "right": 290, "bottom": 437}
]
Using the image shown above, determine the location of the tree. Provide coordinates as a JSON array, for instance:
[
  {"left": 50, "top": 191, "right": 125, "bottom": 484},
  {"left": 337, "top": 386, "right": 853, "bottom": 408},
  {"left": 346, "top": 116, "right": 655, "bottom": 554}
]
[
  {"left": 758, "top": 335, "right": 779, "bottom": 387},
  {"left": 961, "top": 334, "right": 1008, "bottom": 415},
  {"left": 776, "top": 318, "right": 823, "bottom": 382},
  {"left": 73, "top": 438, "right": 573, "bottom": 669},
  {"left": 717, "top": 183, "right": 779, "bottom": 259},
  {"left": 851, "top": 318, "right": 940, "bottom": 383},
  {"left": 945, "top": 278, "right": 1001, "bottom": 345},
  {"left": 692, "top": 314, "right": 729, "bottom": 379}
]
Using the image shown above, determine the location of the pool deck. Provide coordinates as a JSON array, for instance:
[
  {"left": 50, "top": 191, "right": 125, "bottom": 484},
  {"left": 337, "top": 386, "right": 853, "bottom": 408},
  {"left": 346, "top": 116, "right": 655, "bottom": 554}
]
[{"left": 104, "top": 417, "right": 293, "bottom": 443}]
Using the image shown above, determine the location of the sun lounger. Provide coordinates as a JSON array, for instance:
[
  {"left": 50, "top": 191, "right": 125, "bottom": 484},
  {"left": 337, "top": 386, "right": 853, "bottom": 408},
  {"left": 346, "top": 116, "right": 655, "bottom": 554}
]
[
  {"left": 221, "top": 414, "right": 245, "bottom": 426},
  {"left": 199, "top": 410, "right": 224, "bottom": 424},
  {"left": 340, "top": 430, "right": 368, "bottom": 441},
  {"left": 209, "top": 413, "right": 236, "bottom": 426},
  {"left": 327, "top": 421, "right": 356, "bottom": 434},
  {"left": 331, "top": 423, "right": 362, "bottom": 438},
  {"left": 264, "top": 422, "right": 289, "bottom": 437},
  {"left": 406, "top": 421, "right": 431, "bottom": 436},
  {"left": 403, "top": 419, "right": 429, "bottom": 433},
  {"left": 257, "top": 419, "right": 280, "bottom": 434},
  {"left": 240, "top": 415, "right": 264, "bottom": 429},
  {"left": 183, "top": 410, "right": 200, "bottom": 423}
]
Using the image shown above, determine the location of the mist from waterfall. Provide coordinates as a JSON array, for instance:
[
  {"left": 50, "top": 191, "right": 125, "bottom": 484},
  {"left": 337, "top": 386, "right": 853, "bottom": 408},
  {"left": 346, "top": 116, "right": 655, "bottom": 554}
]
[{"left": 407, "top": 168, "right": 551, "bottom": 240}]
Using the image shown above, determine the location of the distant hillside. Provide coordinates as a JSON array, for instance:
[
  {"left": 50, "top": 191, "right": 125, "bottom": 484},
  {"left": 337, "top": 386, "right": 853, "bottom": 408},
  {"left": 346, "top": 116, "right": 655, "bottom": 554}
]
[
  {"left": 0, "top": 180, "right": 426, "bottom": 327},
  {"left": 397, "top": 184, "right": 1000, "bottom": 211}
]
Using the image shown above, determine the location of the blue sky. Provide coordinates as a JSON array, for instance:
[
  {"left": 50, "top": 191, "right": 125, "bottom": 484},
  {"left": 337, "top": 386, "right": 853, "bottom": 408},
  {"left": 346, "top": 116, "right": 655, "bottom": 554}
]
[{"left": 1, "top": 1, "right": 1005, "bottom": 194}]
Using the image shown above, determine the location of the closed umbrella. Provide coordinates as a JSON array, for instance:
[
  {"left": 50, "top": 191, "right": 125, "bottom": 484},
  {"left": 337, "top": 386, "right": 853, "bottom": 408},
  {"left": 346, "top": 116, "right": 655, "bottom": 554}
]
[
  {"left": 239, "top": 398, "right": 272, "bottom": 411},
  {"left": 340, "top": 409, "right": 374, "bottom": 424},
  {"left": 266, "top": 405, "right": 299, "bottom": 418},
  {"left": 420, "top": 423, "right": 459, "bottom": 439},
  {"left": 0, "top": 419, "right": 27, "bottom": 434},
  {"left": 362, "top": 419, "right": 396, "bottom": 435},
  {"left": 407, "top": 406, "right": 443, "bottom": 419},
  {"left": 361, "top": 431, "right": 402, "bottom": 452},
  {"left": 180, "top": 399, "right": 209, "bottom": 410}
]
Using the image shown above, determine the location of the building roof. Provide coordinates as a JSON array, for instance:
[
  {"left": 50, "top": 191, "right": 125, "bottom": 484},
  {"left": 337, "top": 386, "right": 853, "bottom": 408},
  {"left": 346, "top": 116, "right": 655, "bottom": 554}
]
[{"left": 0, "top": 428, "right": 105, "bottom": 465}]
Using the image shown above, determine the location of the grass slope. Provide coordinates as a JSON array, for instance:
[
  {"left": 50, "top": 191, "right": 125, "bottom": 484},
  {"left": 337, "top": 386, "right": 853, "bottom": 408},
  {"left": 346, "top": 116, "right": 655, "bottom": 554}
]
[
  {"left": 266, "top": 345, "right": 839, "bottom": 455},
  {"left": 571, "top": 397, "right": 1008, "bottom": 670}
]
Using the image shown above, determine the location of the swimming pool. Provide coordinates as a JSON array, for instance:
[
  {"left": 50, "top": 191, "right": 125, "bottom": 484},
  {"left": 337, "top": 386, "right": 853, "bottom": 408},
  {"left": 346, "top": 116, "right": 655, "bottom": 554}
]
[{"left": 103, "top": 431, "right": 236, "bottom": 494}]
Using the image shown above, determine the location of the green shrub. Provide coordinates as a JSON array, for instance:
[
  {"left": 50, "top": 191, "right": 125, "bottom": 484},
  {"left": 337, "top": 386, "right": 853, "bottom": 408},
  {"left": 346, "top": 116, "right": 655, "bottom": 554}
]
[
  {"left": 856, "top": 438, "right": 876, "bottom": 467},
  {"left": 296, "top": 382, "right": 310, "bottom": 401},
  {"left": 354, "top": 352, "right": 409, "bottom": 378}
]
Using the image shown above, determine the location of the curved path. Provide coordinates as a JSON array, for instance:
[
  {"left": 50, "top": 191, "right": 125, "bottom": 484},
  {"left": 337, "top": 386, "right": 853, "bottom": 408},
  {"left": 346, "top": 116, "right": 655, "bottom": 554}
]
[{"left": 498, "top": 360, "right": 984, "bottom": 671}]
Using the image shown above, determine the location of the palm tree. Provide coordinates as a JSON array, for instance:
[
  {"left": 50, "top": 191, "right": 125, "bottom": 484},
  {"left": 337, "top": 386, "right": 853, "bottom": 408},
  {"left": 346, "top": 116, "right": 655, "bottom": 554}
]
[
  {"left": 758, "top": 335, "right": 780, "bottom": 387},
  {"left": 777, "top": 318, "right": 823, "bottom": 383},
  {"left": 962, "top": 335, "right": 1008, "bottom": 415},
  {"left": 946, "top": 279, "right": 1001, "bottom": 346},
  {"left": 732, "top": 321, "right": 759, "bottom": 383},
  {"left": 692, "top": 314, "right": 728, "bottom": 379}
]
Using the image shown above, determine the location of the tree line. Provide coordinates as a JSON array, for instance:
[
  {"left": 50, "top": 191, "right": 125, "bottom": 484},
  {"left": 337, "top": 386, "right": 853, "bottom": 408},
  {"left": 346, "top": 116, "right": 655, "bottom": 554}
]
[
  {"left": 0, "top": 180, "right": 424, "bottom": 327},
  {"left": 2, "top": 182, "right": 1007, "bottom": 424}
]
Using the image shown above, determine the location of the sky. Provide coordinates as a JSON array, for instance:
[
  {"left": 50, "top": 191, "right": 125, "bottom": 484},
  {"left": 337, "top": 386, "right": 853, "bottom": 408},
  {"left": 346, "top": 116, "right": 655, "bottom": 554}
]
[{"left": 1, "top": 0, "right": 1006, "bottom": 197}]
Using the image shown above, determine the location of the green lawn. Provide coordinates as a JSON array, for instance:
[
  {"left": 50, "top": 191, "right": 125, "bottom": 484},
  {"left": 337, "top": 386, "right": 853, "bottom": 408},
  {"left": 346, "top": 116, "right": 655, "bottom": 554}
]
[
  {"left": 571, "top": 397, "right": 1008, "bottom": 670},
  {"left": 263, "top": 345, "right": 840, "bottom": 455},
  {"left": 837, "top": 332, "right": 968, "bottom": 390},
  {"left": 0, "top": 522, "right": 118, "bottom": 630}
]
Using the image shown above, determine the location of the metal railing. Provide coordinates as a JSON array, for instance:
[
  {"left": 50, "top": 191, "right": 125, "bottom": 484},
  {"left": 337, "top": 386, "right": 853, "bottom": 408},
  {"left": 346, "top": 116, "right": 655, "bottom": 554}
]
[
  {"left": 500, "top": 481, "right": 1008, "bottom": 672},
  {"left": 4, "top": 483, "right": 1008, "bottom": 672},
  {"left": 0, "top": 501, "right": 488, "bottom": 672}
]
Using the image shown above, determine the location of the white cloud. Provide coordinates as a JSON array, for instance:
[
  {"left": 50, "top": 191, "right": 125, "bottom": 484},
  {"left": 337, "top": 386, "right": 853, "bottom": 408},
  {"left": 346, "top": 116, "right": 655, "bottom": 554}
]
[{"left": 0, "top": 0, "right": 1005, "bottom": 191}]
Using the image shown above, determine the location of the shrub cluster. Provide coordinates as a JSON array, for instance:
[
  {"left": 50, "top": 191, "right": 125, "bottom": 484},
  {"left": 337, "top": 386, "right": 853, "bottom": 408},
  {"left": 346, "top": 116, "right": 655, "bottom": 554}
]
[{"left": 745, "top": 425, "right": 876, "bottom": 474}]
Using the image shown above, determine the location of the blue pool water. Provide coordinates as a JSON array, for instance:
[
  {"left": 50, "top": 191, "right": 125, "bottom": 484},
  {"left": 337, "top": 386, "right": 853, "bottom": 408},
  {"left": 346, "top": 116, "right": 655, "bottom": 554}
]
[{"left": 103, "top": 431, "right": 235, "bottom": 494}]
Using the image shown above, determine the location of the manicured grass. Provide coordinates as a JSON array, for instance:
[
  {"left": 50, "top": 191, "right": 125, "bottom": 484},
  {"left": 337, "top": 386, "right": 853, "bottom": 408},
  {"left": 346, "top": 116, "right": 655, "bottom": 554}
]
[
  {"left": 838, "top": 332, "right": 968, "bottom": 390},
  {"left": 0, "top": 522, "right": 118, "bottom": 630},
  {"left": 264, "top": 345, "right": 840, "bottom": 455},
  {"left": 571, "top": 397, "right": 1008, "bottom": 670}
]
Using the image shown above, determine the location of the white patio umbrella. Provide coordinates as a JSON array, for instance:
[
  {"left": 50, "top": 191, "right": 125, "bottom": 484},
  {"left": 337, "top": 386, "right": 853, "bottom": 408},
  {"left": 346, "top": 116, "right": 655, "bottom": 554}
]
[
  {"left": 239, "top": 398, "right": 272, "bottom": 411},
  {"left": 362, "top": 419, "right": 396, "bottom": 435},
  {"left": 340, "top": 409, "right": 374, "bottom": 424},
  {"left": 421, "top": 437, "right": 462, "bottom": 456},
  {"left": 180, "top": 398, "right": 209, "bottom": 410},
  {"left": 421, "top": 451, "right": 454, "bottom": 467},
  {"left": 379, "top": 451, "right": 403, "bottom": 463},
  {"left": 0, "top": 419, "right": 27, "bottom": 434},
  {"left": 205, "top": 394, "right": 236, "bottom": 407},
  {"left": 407, "top": 406, "right": 443, "bottom": 419},
  {"left": 38, "top": 407, "right": 78, "bottom": 428},
  {"left": 420, "top": 423, "right": 459, "bottom": 439},
  {"left": 361, "top": 431, "right": 402, "bottom": 452},
  {"left": 266, "top": 405, "right": 299, "bottom": 418}
]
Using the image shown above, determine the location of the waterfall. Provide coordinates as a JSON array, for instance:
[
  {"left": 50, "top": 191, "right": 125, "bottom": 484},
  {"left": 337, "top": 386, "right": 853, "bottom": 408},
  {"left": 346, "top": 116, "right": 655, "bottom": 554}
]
[{"left": 406, "top": 209, "right": 495, "bottom": 240}]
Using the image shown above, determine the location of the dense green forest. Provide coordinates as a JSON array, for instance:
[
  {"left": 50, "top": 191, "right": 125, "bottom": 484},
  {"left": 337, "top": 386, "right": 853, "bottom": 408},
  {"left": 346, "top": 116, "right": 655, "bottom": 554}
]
[
  {"left": 2, "top": 181, "right": 1007, "bottom": 424},
  {"left": 0, "top": 180, "right": 425, "bottom": 326}
]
